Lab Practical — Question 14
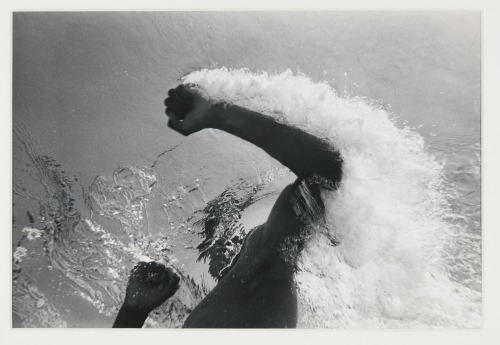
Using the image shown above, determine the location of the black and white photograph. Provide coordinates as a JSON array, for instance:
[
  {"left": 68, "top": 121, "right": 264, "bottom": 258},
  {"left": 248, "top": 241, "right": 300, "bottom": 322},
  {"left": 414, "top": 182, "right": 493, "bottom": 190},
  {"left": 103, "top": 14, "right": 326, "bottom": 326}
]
[{"left": 11, "top": 9, "right": 484, "bottom": 330}]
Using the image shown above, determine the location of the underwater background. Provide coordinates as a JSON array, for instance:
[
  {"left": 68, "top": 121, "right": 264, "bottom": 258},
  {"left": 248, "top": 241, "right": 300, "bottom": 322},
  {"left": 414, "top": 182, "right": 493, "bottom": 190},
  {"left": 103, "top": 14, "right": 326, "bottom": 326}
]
[{"left": 12, "top": 11, "right": 480, "bottom": 327}]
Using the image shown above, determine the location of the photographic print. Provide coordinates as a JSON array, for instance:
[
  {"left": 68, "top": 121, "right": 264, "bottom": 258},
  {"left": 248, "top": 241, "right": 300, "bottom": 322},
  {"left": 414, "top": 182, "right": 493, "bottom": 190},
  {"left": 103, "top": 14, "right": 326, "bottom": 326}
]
[{"left": 12, "top": 11, "right": 481, "bottom": 328}]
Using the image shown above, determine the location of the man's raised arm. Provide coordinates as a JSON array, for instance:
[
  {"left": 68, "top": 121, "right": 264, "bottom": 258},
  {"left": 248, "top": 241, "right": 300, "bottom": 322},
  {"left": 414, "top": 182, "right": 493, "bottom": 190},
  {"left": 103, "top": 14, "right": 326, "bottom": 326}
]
[{"left": 165, "top": 84, "right": 342, "bottom": 184}]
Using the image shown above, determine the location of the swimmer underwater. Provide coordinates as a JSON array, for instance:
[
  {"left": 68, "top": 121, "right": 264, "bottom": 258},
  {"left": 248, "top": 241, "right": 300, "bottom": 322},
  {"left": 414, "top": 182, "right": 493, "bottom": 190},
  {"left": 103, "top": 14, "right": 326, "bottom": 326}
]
[{"left": 112, "top": 84, "right": 343, "bottom": 328}]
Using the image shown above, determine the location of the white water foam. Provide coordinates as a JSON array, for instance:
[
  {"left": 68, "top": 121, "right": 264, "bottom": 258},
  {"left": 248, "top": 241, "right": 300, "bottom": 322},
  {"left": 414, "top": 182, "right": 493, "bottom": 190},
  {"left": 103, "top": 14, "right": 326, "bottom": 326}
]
[{"left": 182, "top": 68, "right": 481, "bottom": 328}]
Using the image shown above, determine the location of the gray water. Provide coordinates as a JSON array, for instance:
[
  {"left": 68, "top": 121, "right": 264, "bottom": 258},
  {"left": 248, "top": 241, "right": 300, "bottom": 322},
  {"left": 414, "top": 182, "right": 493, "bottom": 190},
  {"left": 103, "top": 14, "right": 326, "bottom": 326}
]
[{"left": 12, "top": 11, "right": 480, "bottom": 328}]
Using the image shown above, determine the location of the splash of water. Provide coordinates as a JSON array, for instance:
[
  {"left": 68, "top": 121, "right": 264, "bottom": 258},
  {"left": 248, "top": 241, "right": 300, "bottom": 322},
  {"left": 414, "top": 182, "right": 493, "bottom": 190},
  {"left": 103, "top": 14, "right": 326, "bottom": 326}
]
[
  {"left": 13, "top": 126, "right": 206, "bottom": 326},
  {"left": 12, "top": 68, "right": 480, "bottom": 328},
  {"left": 183, "top": 68, "right": 481, "bottom": 328}
]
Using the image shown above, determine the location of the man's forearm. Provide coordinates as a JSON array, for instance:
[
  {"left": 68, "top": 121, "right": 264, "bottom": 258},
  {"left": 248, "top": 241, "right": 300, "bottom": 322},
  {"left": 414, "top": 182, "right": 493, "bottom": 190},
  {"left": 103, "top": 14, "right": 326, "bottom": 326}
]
[
  {"left": 208, "top": 103, "right": 342, "bottom": 183},
  {"left": 112, "top": 304, "right": 150, "bottom": 328}
]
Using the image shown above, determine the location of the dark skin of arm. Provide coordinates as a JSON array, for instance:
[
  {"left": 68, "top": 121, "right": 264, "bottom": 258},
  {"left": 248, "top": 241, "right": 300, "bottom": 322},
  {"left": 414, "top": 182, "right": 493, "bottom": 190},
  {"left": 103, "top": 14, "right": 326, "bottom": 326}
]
[
  {"left": 113, "top": 262, "right": 179, "bottom": 328},
  {"left": 113, "top": 84, "right": 342, "bottom": 328},
  {"left": 165, "top": 85, "right": 342, "bottom": 183}
]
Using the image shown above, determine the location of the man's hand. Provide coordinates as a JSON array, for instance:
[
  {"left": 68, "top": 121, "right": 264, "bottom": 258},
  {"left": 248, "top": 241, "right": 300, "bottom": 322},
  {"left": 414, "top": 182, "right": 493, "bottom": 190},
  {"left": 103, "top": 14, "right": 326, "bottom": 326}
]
[
  {"left": 164, "top": 84, "right": 214, "bottom": 136},
  {"left": 123, "top": 261, "right": 180, "bottom": 313}
]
